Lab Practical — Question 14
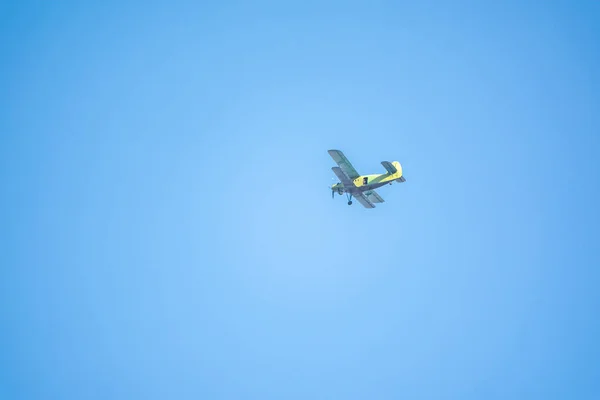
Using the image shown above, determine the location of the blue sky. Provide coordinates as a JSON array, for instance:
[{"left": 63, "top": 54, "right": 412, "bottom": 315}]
[{"left": 1, "top": 1, "right": 599, "bottom": 399}]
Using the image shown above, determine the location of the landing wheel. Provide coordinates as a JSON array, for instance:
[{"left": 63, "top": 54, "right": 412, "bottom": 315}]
[{"left": 346, "top": 193, "right": 353, "bottom": 205}]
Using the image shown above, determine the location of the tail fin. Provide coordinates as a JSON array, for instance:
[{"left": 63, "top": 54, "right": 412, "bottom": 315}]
[{"left": 381, "top": 161, "right": 397, "bottom": 174}]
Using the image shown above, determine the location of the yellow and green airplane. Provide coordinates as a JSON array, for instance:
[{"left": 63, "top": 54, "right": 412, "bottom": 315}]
[{"left": 329, "top": 149, "right": 406, "bottom": 208}]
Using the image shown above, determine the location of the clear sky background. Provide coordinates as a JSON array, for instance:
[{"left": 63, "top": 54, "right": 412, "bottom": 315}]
[{"left": 1, "top": 1, "right": 599, "bottom": 399}]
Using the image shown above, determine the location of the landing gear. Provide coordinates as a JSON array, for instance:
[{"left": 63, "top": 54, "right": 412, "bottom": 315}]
[
  {"left": 346, "top": 193, "right": 353, "bottom": 206},
  {"left": 348, "top": 201, "right": 353, "bottom": 205}
]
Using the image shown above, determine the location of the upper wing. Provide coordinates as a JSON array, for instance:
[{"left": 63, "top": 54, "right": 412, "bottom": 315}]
[
  {"left": 328, "top": 150, "right": 360, "bottom": 180},
  {"left": 381, "top": 161, "right": 397, "bottom": 175},
  {"left": 354, "top": 192, "right": 376, "bottom": 208},
  {"left": 364, "top": 190, "right": 385, "bottom": 203},
  {"left": 331, "top": 167, "right": 356, "bottom": 188}
]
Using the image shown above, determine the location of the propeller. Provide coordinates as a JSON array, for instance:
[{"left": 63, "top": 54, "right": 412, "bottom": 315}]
[{"left": 330, "top": 177, "right": 337, "bottom": 199}]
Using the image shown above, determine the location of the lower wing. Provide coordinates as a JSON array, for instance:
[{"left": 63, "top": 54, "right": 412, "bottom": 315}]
[
  {"left": 364, "top": 190, "right": 385, "bottom": 204},
  {"left": 354, "top": 191, "right": 376, "bottom": 208}
]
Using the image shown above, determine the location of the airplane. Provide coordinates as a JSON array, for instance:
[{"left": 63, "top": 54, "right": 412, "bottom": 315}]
[{"left": 328, "top": 149, "right": 406, "bottom": 208}]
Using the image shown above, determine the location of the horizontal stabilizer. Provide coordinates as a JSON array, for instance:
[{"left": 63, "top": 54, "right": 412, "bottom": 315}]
[
  {"left": 397, "top": 176, "right": 406, "bottom": 183},
  {"left": 381, "top": 161, "right": 397, "bottom": 175}
]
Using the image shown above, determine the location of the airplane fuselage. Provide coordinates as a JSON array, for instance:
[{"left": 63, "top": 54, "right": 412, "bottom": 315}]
[{"left": 331, "top": 161, "right": 403, "bottom": 194}]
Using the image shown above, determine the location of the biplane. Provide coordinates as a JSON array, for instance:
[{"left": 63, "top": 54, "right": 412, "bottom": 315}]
[{"left": 329, "top": 149, "right": 406, "bottom": 208}]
